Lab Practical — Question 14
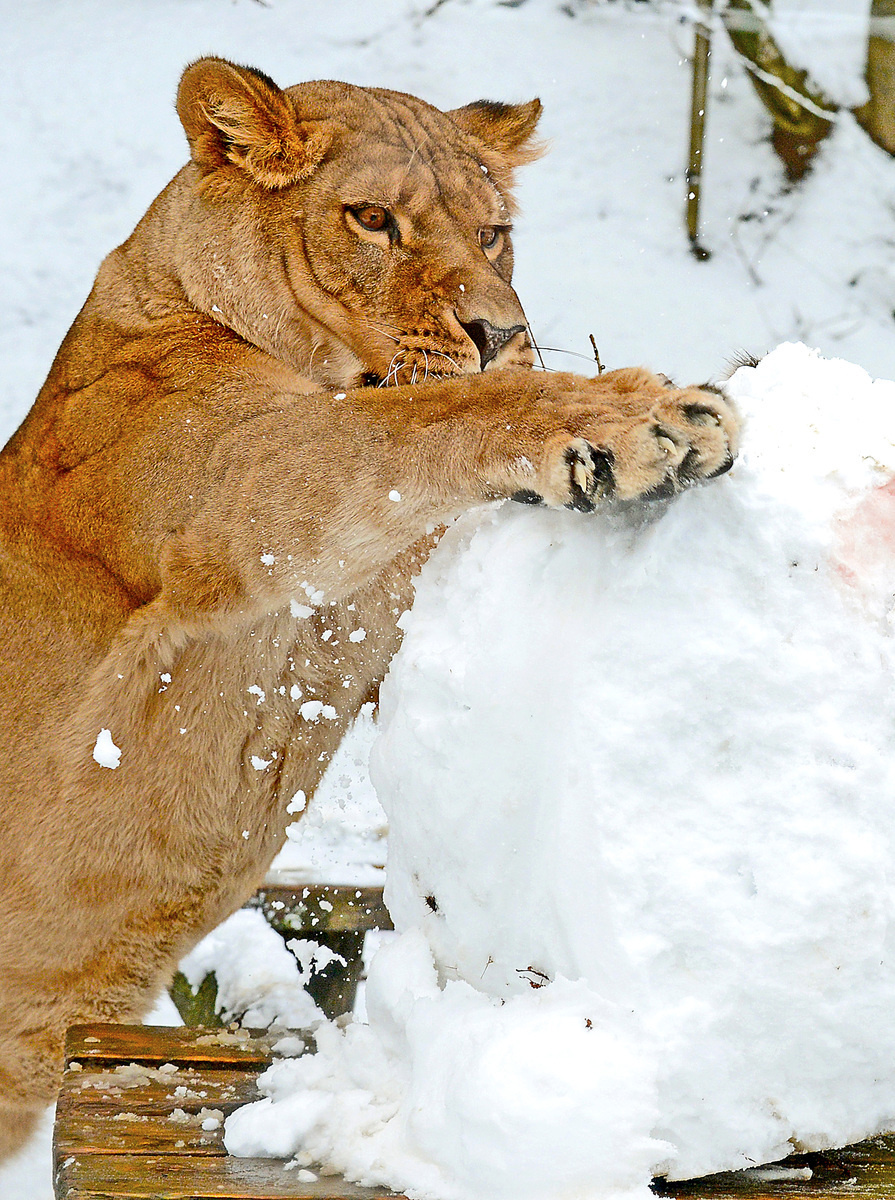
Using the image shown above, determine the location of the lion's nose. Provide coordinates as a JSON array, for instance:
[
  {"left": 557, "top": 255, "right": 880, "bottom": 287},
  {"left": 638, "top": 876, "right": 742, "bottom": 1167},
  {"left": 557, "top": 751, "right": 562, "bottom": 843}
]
[{"left": 459, "top": 318, "right": 527, "bottom": 369}]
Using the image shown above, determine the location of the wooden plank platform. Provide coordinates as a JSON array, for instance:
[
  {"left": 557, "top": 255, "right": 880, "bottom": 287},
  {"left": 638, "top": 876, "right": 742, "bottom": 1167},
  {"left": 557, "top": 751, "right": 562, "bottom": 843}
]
[
  {"left": 55, "top": 1024, "right": 401, "bottom": 1199},
  {"left": 56, "top": 1155, "right": 398, "bottom": 1199},
  {"left": 54, "top": 1023, "right": 895, "bottom": 1200}
]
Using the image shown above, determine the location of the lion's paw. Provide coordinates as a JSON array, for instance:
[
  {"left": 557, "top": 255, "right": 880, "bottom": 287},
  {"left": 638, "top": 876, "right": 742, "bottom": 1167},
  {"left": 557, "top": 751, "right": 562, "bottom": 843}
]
[
  {"left": 516, "top": 384, "right": 739, "bottom": 510},
  {"left": 609, "top": 385, "right": 739, "bottom": 502}
]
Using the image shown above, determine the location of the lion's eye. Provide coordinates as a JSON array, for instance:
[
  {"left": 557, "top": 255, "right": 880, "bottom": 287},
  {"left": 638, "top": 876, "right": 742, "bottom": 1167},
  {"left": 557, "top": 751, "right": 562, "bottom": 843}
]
[
  {"left": 479, "top": 226, "right": 501, "bottom": 250},
  {"left": 351, "top": 205, "right": 391, "bottom": 233}
]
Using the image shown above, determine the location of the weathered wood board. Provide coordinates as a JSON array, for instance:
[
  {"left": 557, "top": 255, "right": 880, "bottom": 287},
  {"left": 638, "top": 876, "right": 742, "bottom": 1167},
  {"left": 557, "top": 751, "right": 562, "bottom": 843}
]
[
  {"left": 247, "top": 884, "right": 393, "bottom": 936},
  {"left": 55, "top": 1024, "right": 399, "bottom": 1199},
  {"left": 54, "top": 1023, "right": 895, "bottom": 1200}
]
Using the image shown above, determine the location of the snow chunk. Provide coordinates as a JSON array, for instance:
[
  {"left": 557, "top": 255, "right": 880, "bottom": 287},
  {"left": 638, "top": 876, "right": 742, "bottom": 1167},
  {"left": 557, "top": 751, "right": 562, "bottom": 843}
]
[
  {"left": 92, "top": 728, "right": 121, "bottom": 769},
  {"left": 299, "top": 581, "right": 325, "bottom": 606},
  {"left": 287, "top": 938, "right": 347, "bottom": 987},
  {"left": 271, "top": 706, "right": 387, "bottom": 887},
  {"left": 299, "top": 700, "right": 338, "bottom": 723},
  {"left": 227, "top": 932, "right": 661, "bottom": 1197},
  {"left": 286, "top": 791, "right": 307, "bottom": 815},
  {"left": 273, "top": 1036, "right": 306, "bottom": 1058}
]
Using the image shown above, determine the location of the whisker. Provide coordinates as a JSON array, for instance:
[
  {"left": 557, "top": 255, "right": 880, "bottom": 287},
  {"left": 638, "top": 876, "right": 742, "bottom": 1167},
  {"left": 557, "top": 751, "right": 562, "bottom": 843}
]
[
  {"left": 428, "top": 349, "right": 462, "bottom": 372},
  {"left": 367, "top": 313, "right": 403, "bottom": 334},
  {"left": 369, "top": 323, "right": 402, "bottom": 344},
  {"left": 378, "top": 351, "right": 405, "bottom": 387},
  {"left": 390, "top": 355, "right": 406, "bottom": 386},
  {"left": 526, "top": 324, "right": 547, "bottom": 371}
]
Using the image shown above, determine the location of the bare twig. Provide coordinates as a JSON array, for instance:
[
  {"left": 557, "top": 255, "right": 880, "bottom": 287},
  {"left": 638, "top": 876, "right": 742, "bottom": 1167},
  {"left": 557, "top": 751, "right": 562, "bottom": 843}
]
[{"left": 421, "top": 0, "right": 453, "bottom": 19}]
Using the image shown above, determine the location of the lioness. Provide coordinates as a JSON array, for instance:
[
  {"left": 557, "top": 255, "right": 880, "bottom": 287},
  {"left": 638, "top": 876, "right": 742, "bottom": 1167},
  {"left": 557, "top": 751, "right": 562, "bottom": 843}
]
[{"left": 0, "top": 57, "right": 738, "bottom": 1153}]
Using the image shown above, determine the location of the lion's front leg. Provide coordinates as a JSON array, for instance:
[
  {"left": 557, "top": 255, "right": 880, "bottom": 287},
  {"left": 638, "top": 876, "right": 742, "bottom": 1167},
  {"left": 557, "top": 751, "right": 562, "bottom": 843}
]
[{"left": 152, "top": 367, "right": 739, "bottom": 630}]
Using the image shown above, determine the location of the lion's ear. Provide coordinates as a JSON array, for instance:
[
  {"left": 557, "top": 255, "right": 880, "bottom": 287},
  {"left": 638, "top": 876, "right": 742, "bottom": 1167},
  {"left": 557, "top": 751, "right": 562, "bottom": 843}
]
[
  {"left": 177, "top": 57, "right": 329, "bottom": 188},
  {"left": 447, "top": 98, "right": 544, "bottom": 165}
]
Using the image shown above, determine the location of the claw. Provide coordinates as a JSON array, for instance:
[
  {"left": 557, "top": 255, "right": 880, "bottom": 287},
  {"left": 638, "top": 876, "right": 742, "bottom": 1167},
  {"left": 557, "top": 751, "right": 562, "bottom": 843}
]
[
  {"left": 708, "top": 453, "right": 735, "bottom": 479},
  {"left": 565, "top": 443, "right": 615, "bottom": 511},
  {"left": 572, "top": 460, "right": 590, "bottom": 494}
]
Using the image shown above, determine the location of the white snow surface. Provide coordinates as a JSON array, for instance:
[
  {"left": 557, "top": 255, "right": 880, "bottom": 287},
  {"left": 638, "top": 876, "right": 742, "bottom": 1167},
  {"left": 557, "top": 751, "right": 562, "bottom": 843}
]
[
  {"left": 5, "top": 0, "right": 895, "bottom": 449},
  {"left": 226, "top": 343, "right": 895, "bottom": 1198},
  {"left": 5, "top": 1, "right": 895, "bottom": 1196}
]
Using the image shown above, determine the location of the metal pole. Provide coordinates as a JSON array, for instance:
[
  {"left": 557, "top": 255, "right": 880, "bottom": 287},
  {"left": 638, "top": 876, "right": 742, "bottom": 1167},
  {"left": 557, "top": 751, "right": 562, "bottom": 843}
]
[{"left": 686, "top": 0, "right": 713, "bottom": 260}]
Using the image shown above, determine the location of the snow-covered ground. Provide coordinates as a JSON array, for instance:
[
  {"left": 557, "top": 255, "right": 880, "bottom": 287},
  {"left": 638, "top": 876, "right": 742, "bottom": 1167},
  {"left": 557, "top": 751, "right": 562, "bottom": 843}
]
[
  {"left": 5, "top": 0, "right": 895, "bottom": 443},
  {"left": 4, "top": 1, "right": 895, "bottom": 1197}
]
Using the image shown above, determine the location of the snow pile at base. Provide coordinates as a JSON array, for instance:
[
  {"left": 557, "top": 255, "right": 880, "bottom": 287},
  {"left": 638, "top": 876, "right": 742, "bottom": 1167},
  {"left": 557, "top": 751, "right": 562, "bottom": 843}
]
[
  {"left": 179, "top": 909, "right": 324, "bottom": 1031},
  {"left": 226, "top": 343, "right": 895, "bottom": 1198}
]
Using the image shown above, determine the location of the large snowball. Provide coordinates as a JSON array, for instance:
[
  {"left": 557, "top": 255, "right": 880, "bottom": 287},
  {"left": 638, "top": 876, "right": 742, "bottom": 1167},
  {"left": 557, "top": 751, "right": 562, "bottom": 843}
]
[{"left": 228, "top": 344, "right": 895, "bottom": 1198}]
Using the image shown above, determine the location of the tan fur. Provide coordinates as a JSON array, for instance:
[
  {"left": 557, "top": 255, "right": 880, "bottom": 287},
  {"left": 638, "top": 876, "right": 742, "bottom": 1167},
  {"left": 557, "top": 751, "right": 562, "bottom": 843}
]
[{"left": 0, "top": 58, "right": 739, "bottom": 1155}]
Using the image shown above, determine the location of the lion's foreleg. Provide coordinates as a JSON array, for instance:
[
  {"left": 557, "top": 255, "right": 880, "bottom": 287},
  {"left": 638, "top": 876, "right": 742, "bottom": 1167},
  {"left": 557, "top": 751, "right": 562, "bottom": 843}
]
[{"left": 153, "top": 370, "right": 738, "bottom": 632}]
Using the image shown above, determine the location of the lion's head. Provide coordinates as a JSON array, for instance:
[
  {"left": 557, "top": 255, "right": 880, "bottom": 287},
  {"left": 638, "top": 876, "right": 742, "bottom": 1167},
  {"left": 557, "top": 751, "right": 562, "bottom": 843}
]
[{"left": 164, "top": 58, "right": 543, "bottom": 390}]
